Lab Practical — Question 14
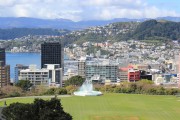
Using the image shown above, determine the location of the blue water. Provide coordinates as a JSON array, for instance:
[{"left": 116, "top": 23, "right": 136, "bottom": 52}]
[{"left": 6, "top": 52, "right": 68, "bottom": 80}]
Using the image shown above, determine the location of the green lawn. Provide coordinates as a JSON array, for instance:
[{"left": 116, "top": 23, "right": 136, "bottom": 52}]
[{"left": 0, "top": 93, "right": 180, "bottom": 120}]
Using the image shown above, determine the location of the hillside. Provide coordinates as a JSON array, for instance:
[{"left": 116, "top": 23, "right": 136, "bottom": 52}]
[
  {"left": 62, "top": 20, "right": 180, "bottom": 45},
  {"left": 0, "top": 19, "right": 180, "bottom": 43},
  {"left": 62, "top": 22, "right": 139, "bottom": 45},
  {"left": 131, "top": 20, "right": 180, "bottom": 40},
  {"left": 0, "top": 28, "right": 70, "bottom": 40}
]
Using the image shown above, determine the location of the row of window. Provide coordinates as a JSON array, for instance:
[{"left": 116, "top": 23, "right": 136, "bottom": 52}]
[{"left": 21, "top": 72, "right": 48, "bottom": 74}]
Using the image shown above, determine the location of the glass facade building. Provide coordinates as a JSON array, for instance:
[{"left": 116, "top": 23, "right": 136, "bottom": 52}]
[
  {"left": 41, "top": 42, "right": 64, "bottom": 70},
  {"left": 0, "top": 48, "right": 5, "bottom": 66},
  {"left": 85, "top": 61, "right": 118, "bottom": 83}
]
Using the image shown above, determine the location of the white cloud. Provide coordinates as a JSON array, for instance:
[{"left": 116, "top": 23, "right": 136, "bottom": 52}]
[
  {"left": 0, "top": 0, "right": 16, "bottom": 7},
  {"left": 0, "top": 0, "right": 179, "bottom": 21}
]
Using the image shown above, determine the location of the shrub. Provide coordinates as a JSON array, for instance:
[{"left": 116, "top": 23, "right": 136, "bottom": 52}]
[
  {"left": 65, "top": 85, "right": 78, "bottom": 95},
  {"left": 9, "top": 92, "right": 21, "bottom": 97},
  {"left": 147, "top": 87, "right": 157, "bottom": 95},
  {"left": 156, "top": 87, "right": 165, "bottom": 95},
  {"left": 1, "top": 85, "right": 23, "bottom": 97},
  {"left": 55, "top": 88, "right": 67, "bottom": 95},
  {"left": 43, "top": 88, "right": 56, "bottom": 95},
  {"left": 165, "top": 88, "right": 179, "bottom": 95},
  {"left": 113, "top": 86, "right": 121, "bottom": 93},
  {"left": 90, "top": 81, "right": 179, "bottom": 96},
  {"left": 30, "top": 85, "right": 47, "bottom": 96}
]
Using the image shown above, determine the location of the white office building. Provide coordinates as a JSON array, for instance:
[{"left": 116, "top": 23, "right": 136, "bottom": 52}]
[{"left": 19, "top": 64, "right": 63, "bottom": 87}]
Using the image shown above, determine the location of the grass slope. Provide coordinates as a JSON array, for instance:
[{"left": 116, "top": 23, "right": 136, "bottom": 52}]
[{"left": 0, "top": 93, "right": 180, "bottom": 120}]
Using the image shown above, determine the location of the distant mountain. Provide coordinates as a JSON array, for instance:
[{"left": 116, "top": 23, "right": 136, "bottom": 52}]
[
  {"left": 0, "top": 28, "right": 70, "bottom": 40},
  {"left": 76, "top": 18, "right": 147, "bottom": 27},
  {"left": 156, "top": 16, "right": 180, "bottom": 22},
  {"left": 1, "top": 17, "right": 180, "bottom": 30},
  {"left": 0, "top": 17, "right": 148, "bottom": 30},
  {"left": 0, "top": 17, "right": 76, "bottom": 30}
]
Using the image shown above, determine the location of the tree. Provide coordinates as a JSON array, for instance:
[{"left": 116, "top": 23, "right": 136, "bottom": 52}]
[
  {"left": 2, "top": 103, "right": 35, "bottom": 120},
  {"left": 65, "top": 75, "right": 85, "bottom": 86},
  {"left": 15, "top": 80, "right": 33, "bottom": 91},
  {"left": 2, "top": 98, "right": 72, "bottom": 120}
]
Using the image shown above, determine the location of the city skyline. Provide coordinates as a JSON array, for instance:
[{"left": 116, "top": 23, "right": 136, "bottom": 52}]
[{"left": 0, "top": 0, "right": 179, "bottom": 21}]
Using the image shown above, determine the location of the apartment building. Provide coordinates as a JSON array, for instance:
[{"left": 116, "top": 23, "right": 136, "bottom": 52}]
[{"left": 19, "top": 64, "right": 63, "bottom": 87}]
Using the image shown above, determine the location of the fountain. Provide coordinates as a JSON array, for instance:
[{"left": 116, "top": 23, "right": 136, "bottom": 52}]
[{"left": 74, "top": 80, "right": 103, "bottom": 96}]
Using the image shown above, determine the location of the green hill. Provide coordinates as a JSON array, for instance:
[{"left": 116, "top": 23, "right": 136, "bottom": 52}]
[
  {"left": 63, "top": 20, "right": 180, "bottom": 45},
  {"left": 1, "top": 19, "right": 180, "bottom": 44},
  {"left": 132, "top": 20, "right": 180, "bottom": 40}
]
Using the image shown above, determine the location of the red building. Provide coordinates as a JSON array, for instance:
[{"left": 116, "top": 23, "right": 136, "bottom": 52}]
[
  {"left": 128, "top": 69, "right": 140, "bottom": 82},
  {"left": 119, "top": 65, "right": 140, "bottom": 82}
]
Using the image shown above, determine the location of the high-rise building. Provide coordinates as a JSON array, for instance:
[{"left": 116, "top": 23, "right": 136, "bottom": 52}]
[
  {"left": 78, "top": 56, "right": 94, "bottom": 78},
  {"left": 0, "top": 48, "right": 5, "bottom": 66},
  {"left": 0, "top": 63, "right": 10, "bottom": 87},
  {"left": 78, "top": 57, "right": 86, "bottom": 78},
  {"left": 0, "top": 48, "right": 10, "bottom": 87},
  {"left": 41, "top": 42, "right": 63, "bottom": 69}
]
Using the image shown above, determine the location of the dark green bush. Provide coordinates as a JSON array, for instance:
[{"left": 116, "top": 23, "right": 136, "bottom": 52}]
[
  {"left": 55, "top": 88, "right": 67, "bottom": 95},
  {"left": 43, "top": 88, "right": 56, "bottom": 95},
  {"left": 9, "top": 92, "right": 21, "bottom": 97}
]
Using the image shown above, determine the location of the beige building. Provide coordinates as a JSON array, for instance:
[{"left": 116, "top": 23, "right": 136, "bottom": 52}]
[
  {"left": 19, "top": 65, "right": 49, "bottom": 86},
  {"left": 119, "top": 69, "right": 128, "bottom": 82}
]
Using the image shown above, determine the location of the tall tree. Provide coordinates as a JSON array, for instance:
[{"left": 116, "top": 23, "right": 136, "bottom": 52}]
[
  {"left": 15, "top": 80, "right": 33, "bottom": 91},
  {"left": 65, "top": 75, "right": 85, "bottom": 86}
]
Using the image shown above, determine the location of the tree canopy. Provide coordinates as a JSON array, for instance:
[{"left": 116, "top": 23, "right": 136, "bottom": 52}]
[
  {"left": 15, "top": 80, "right": 33, "bottom": 91},
  {"left": 2, "top": 98, "right": 72, "bottom": 120},
  {"left": 65, "top": 75, "right": 85, "bottom": 86}
]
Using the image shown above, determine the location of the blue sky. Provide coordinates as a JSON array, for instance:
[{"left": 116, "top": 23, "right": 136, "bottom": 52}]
[{"left": 0, "top": 0, "right": 179, "bottom": 21}]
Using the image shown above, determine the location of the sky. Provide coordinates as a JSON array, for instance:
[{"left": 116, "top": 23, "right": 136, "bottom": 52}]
[{"left": 0, "top": 0, "right": 180, "bottom": 21}]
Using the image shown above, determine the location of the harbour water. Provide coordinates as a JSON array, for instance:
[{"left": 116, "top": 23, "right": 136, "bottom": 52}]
[{"left": 6, "top": 52, "right": 68, "bottom": 80}]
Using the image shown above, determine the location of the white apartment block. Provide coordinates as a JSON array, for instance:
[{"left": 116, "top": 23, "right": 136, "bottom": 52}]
[{"left": 19, "top": 64, "right": 63, "bottom": 87}]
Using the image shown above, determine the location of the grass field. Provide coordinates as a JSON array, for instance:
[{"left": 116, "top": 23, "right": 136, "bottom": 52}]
[{"left": 0, "top": 93, "right": 180, "bottom": 120}]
